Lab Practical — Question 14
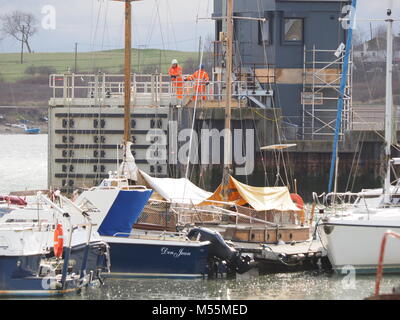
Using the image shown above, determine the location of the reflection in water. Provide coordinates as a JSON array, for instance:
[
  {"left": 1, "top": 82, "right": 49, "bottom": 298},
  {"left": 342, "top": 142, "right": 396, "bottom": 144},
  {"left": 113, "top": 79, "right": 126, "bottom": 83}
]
[{"left": 1, "top": 134, "right": 399, "bottom": 300}]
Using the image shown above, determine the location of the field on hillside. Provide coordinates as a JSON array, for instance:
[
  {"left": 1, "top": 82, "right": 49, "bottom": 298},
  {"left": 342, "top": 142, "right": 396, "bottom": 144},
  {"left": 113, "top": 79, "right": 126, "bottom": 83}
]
[{"left": 0, "top": 48, "right": 198, "bottom": 83}]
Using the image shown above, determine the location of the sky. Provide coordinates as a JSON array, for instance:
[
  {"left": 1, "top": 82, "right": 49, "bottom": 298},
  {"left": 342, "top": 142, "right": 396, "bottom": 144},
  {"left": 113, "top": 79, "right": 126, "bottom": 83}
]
[{"left": 0, "top": 0, "right": 399, "bottom": 53}]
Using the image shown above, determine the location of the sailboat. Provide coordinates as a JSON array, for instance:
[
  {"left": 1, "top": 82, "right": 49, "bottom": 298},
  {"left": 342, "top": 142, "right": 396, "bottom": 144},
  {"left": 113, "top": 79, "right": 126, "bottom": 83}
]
[
  {"left": 317, "top": 5, "right": 400, "bottom": 274},
  {"left": 69, "top": 0, "right": 250, "bottom": 279},
  {"left": 125, "top": 0, "right": 310, "bottom": 245}
]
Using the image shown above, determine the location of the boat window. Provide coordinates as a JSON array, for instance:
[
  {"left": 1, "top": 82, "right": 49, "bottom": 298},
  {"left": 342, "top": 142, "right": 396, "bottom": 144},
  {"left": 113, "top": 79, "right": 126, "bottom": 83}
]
[{"left": 259, "top": 19, "right": 271, "bottom": 44}]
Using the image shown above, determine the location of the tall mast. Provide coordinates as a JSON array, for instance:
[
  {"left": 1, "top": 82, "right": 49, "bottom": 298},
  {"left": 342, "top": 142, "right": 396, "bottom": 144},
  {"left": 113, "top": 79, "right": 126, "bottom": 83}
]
[
  {"left": 222, "top": 0, "right": 233, "bottom": 200},
  {"left": 384, "top": 9, "right": 394, "bottom": 203},
  {"left": 123, "top": 0, "right": 133, "bottom": 143},
  {"left": 327, "top": 0, "right": 357, "bottom": 194}
]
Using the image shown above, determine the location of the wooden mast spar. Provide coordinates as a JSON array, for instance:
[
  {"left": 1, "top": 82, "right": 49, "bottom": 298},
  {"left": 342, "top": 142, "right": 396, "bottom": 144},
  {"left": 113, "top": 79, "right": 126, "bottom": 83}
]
[
  {"left": 114, "top": 0, "right": 142, "bottom": 172},
  {"left": 222, "top": 0, "right": 233, "bottom": 201}
]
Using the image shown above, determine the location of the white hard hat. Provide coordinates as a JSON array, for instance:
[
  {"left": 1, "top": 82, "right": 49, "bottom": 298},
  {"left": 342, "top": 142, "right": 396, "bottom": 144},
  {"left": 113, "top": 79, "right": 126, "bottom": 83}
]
[{"left": 171, "top": 59, "right": 178, "bottom": 65}]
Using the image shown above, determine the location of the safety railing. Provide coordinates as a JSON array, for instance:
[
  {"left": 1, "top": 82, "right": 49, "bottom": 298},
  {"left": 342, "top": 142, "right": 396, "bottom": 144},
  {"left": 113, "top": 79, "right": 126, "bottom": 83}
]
[
  {"left": 374, "top": 231, "right": 400, "bottom": 296},
  {"left": 49, "top": 73, "right": 250, "bottom": 103},
  {"left": 113, "top": 230, "right": 188, "bottom": 241}
]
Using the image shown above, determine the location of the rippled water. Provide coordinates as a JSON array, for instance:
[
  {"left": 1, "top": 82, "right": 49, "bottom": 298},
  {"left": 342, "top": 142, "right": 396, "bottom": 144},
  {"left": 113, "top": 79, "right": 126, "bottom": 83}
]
[
  {"left": 0, "top": 134, "right": 47, "bottom": 194},
  {"left": 1, "top": 134, "right": 399, "bottom": 300},
  {"left": 69, "top": 272, "right": 399, "bottom": 300}
]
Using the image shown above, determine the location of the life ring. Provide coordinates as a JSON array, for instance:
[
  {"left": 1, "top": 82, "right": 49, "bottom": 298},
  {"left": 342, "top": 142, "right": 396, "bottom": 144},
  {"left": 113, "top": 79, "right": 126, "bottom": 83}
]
[
  {"left": 290, "top": 193, "right": 305, "bottom": 210},
  {"left": 54, "top": 224, "right": 64, "bottom": 259}
]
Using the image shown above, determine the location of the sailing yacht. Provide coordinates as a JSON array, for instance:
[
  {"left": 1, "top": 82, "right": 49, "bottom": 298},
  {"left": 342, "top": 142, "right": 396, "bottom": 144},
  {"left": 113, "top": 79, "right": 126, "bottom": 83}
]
[
  {"left": 71, "top": 156, "right": 212, "bottom": 279},
  {"left": 317, "top": 7, "right": 400, "bottom": 273}
]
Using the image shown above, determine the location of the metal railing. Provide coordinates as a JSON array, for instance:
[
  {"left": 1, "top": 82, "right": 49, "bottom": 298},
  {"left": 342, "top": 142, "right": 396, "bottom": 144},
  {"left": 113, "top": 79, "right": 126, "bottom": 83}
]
[
  {"left": 113, "top": 230, "right": 188, "bottom": 241},
  {"left": 374, "top": 231, "right": 400, "bottom": 296},
  {"left": 49, "top": 73, "right": 251, "bottom": 103}
]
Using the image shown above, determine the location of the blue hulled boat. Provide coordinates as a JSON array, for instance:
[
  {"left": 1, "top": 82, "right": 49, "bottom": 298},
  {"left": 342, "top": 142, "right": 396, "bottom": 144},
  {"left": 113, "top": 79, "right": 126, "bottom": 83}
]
[
  {"left": 73, "top": 172, "right": 211, "bottom": 279},
  {"left": 0, "top": 192, "right": 110, "bottom": 296},
  {"left": 103, "top": 234, "right": 209, "bottom": 279},
  {"left": 24, "top": 127, "right": 40, "bottom": 134}
]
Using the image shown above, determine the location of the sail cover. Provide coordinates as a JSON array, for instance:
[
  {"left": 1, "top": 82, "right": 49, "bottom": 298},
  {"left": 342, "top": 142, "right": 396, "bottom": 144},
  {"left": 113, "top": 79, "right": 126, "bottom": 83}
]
[
  {"left": 139, "top": 170, "right": 212, "bottom": 205},
  {"left": 117, "top": 141, "right": 138, "bottom": 181},
  {"left": 199, "top": 175, "right": 301, "bottom": 212}
]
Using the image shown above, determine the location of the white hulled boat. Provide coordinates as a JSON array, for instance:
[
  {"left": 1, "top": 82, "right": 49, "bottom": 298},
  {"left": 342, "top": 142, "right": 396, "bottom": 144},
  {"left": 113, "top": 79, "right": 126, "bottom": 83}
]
[{"left": 318, "top": 6, "right": 400, "bottom": 274}]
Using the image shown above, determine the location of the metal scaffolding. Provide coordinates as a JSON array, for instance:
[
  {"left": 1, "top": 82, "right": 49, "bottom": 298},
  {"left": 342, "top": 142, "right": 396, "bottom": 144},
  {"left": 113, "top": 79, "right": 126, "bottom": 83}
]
[{"left": 302, "top": 45, "right": 353, "bottom": 140}]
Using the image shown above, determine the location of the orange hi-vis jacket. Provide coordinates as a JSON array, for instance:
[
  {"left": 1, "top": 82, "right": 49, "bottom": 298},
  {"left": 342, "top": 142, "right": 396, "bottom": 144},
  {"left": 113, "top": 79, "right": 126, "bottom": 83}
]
[
  {"left": 186, "top": 69, "right": 210, "bottom": 100},
  {"left": 168, "top": 65, "right": 183, "bottom": 99}
]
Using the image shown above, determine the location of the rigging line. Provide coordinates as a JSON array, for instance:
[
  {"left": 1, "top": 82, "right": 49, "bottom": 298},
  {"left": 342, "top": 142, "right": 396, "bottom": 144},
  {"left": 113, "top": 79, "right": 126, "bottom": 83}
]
[
  {"left": 90, "top": 1, "right": 104, "bottom": 72},
  {"left": 154, "top": 0, "right": 167, "bottom": 67},
  {"left": 351, "top": 109, "right": 400, "bottom": 152},
  {"left": 255, "top": 0, "right": 284, "bottom": 146},
  {"left": 250, "top": 111, "right": 270, "bottom": 187},
  {"left": 89, "top": 0, "right": 95, "bottom": 57},
  {"left": 358, "top": 53, "right": 374, "bottom": 101},
  {"left": 232, "top": 25, "right": 250, "bottom": 184},
  {"left": 143, "top": 7, "right": 157, "bottom": 54},
  {"left": 183, "top": 38, "right": 205, "bottom": 201},
  {"left": 165, "top": 0, "right": 178, "bottom": 51},
  {"left": 100, "top": 0, "right": 110, "bottom": 50},
  {"left": 350, "top": 131, "right": 365, "bottom": 192},
  {"left": 344, "top": 130, "right": 361, "bottom": 192},
  {"left": 253, "top": 109, "right": 280, "bottom": 121}
]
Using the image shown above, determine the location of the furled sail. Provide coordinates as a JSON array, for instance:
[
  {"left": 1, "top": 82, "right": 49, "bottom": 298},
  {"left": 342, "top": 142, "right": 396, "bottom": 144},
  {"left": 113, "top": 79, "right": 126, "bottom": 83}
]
[{"left": 117, "top": 141, "right": 138, "bottom": 181}]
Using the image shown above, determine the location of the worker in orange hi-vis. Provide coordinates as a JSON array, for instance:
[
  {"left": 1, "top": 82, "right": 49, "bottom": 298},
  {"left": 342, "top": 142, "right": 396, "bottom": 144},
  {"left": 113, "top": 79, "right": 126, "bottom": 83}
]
[
  {"left": 168, "top": 59, "right": 183, "bottom": 100},
  {"left": 185, "top": 64, "right": 210, "bottom": 101}
]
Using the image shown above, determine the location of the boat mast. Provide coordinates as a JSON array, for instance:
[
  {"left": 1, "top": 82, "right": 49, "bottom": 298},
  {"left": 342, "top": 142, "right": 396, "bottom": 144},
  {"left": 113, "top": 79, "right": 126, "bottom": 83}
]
[
  {"left": 327, "top": 0, "right": 357, "bottom": 194},
  {"left": 384, "top": 9, "right": 394, "bottom": 203},
  {"left": 123, "top": 0, "right": 133, "bottom": 144},
  {"left": 222, "top": 0, "right": 233, "bottom": 200}
]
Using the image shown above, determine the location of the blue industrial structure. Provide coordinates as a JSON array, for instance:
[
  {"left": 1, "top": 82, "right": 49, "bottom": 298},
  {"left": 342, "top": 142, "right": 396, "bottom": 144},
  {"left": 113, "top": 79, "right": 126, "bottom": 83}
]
[{"left": 213, "top": 0, "right": 351, "bottom": 140}]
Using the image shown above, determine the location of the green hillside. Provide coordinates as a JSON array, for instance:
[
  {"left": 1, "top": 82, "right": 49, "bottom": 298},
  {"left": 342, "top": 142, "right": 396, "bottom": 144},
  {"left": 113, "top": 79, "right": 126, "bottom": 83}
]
[{"left": 0, "top": 48, "right": 198, "bottom": 83}]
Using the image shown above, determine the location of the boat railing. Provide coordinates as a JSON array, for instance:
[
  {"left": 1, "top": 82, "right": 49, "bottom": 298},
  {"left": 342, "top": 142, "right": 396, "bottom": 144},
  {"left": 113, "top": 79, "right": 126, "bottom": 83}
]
[
  {"left": 113, "top": 230, "right": 188, "bottom": 241},
  {"left": 323, "top": 191, "right": 400, "bottom": 212},
  {"left": 374, "top": 231, "right": 400, "bottom": 297}
]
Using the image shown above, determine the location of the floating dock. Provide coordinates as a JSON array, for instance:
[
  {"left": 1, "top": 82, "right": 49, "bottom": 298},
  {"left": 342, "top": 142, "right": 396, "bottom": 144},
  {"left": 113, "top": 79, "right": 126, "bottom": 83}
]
[{"left": 233, "top": 239, "right": 327, "bottom": 274}]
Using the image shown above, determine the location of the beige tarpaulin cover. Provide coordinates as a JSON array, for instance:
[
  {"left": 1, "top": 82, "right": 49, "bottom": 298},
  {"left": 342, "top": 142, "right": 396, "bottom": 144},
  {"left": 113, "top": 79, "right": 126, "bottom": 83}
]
[{"left": 198, "top": 175, "right": 301, "bottom": 212}]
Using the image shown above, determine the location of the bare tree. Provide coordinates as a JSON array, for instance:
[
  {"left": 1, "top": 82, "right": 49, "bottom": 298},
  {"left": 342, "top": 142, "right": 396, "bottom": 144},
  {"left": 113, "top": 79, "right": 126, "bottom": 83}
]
[
  {"left": 374, "top": 24, "right": 387, "bottom": 40},
  {"left": 0, "top": 11, "right": 38, "bottom": 54}
]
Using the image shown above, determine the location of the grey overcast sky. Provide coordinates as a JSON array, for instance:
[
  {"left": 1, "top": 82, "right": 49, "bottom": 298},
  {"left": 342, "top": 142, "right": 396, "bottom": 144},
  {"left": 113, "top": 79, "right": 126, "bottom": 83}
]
[{"left": 0, "top": 0, "right": 399, "bottom": 53}]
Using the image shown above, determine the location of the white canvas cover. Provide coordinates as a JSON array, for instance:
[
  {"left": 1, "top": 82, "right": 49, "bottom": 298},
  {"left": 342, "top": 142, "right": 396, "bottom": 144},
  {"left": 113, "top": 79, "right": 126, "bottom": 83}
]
[
  {"left": 139, "top": 170, "right": 212, "bottom": 205},
  {"left": 117, "top": 142, "right": 138, "bottom": 181}
]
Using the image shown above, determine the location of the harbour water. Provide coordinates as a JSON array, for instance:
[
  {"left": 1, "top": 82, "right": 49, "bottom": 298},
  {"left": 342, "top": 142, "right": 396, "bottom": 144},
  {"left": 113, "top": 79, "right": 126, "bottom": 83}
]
[{"left": 1, "top": 134, "right": 399, "bottom": 300}]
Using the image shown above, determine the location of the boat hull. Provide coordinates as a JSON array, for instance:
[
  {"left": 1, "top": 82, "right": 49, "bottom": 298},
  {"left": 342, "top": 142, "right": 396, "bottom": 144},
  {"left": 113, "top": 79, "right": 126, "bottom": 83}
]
[
  {"left": 24, "top": 128, "right": 40, "bottom": 134},
  {"left": 102, "top": 236, "right": 209, "bottom": 279},
  {"left": 67, "top": 241, "right": 109, "bottom": 279},
  {"left": 318, "top": 221, "right": 400, "bottom": 274},
  {"left": 0, "top": 255, "right": 78, "bottom": 296}
]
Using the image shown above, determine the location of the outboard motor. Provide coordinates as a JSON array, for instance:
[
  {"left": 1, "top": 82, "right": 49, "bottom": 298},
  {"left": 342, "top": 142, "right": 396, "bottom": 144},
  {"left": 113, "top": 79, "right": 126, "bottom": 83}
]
[{"left": 187, "top": 227, "right": 254, "bottom": 277}]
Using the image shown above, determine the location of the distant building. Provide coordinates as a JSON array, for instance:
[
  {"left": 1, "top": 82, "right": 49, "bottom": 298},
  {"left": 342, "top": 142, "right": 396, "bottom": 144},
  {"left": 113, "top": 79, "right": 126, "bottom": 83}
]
[{"left": 354, "top": 36, "right": 400, "bottom": 64}]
